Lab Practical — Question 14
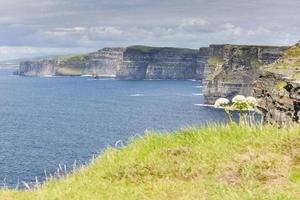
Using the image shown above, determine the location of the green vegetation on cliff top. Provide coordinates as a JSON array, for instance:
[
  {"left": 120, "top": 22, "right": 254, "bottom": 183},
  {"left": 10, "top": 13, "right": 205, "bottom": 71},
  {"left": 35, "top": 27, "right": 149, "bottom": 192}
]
[
  {"left": 56, "top": 67, "right": 84, "bottom": 76},
  {"left": 57, "top": 54, "right": 87, "bottom": 61},
  {"left": 223, "top": 44, "right": 287, "bottom": 49},
  {"left": 1, "top": 125, "right": 300, "bottom": 200},
  {"left": 207, "top": 56, "right": 224, "bottom": 66},
  {"left": 266, "top": 42, "right": 300, "bottom": 79},
  {"left": 127, "top": 45, "right": 198, "bottom": 55}
]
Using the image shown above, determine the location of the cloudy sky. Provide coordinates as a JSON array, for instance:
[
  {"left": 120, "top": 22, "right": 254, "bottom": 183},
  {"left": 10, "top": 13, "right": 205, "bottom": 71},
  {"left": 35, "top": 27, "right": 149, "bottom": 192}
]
[{"left": 0, "top": 0, "right": 299, "bottom": 60}]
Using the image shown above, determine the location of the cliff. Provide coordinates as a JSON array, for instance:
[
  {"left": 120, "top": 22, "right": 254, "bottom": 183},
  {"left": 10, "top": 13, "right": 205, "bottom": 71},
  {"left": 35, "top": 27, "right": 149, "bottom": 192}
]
[
  {"left": 18, "top": 59, "right": 58, "bottom": 76},
  {"left": 203, "top": 44, "right": 287, "bottom": 104},
  {"left": 84, "top": 48, "right": 124, "bottom": 76},
  {"left": 117, "top": 46, "right": 203, "bottom": 80},
  {"left": 16, "top": 46, "right": 206, "bottom": 80},
  {"left": 16, "top": 48, "right": 124, "bottom": 77},
  {"left": 254, "top": 42, "right": 300, "bottom": 126}
]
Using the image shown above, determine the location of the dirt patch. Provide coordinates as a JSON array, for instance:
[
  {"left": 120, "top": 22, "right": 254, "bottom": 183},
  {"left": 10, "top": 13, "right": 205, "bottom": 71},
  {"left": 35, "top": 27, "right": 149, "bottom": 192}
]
[{"left": 219, "top": 149, "right": 292, "bottom": 186}]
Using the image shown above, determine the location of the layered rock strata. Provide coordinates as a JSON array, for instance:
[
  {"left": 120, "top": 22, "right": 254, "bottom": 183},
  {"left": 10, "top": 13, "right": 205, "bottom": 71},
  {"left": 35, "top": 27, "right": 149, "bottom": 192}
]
[
  {"left": 17, "top": 48, "right": 124, "bottom": 77},
  {"left": 203, "top": 45, "right": 287, "bottom": 104},
  {"left": 117, "top": 46, "right": 202, "bottom": 80},
  {"left": 16, "top": 46, "right": 205, "bottom": 80},
  {"left": 254, "top": 42, "right": 300, "bottom": 126}
]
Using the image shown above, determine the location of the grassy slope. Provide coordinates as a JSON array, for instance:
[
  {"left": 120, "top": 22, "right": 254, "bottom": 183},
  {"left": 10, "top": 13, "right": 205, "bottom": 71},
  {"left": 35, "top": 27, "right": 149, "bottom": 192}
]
[
  {"left": 1, "top": 125, "right": 300, "bottom": 200},
  {"left": 57, "top": 54, "right": 86, "bottom": 61},
  {"left": 265, "top": 42, "right": 300, "bottom": 79},
  {"left": 56, "top": 67, "right": 84, "bottom": 76},
  {"left": 54, "top": 54, "right": 87, "bottom": 76}
]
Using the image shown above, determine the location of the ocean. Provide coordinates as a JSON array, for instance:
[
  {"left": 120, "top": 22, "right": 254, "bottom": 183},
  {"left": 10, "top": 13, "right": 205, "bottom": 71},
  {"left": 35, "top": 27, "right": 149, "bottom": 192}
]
[{"left": 0, "top": 69, "right": 226, "bottom": 187}]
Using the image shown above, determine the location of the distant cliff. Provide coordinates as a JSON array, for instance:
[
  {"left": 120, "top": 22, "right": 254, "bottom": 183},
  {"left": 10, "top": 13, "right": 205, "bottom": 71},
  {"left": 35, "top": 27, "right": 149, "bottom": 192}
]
[
  {"left": 17, "top": 48, "right": 124, "bottom": 77},
  {"left": 203, "top": 44, "right": 287, "bottom": 104},
  {"left": 84, "top": 48, "right": 124, "bottom": 76},
  {"left": 254, "top": 42, "right": 300, "bottom": 126},
  {"left": 117, "top": 46, "right": 205, "bottom": 80},
  {"left": 16, "top": 46, "right": 207, "bottom": 80}
]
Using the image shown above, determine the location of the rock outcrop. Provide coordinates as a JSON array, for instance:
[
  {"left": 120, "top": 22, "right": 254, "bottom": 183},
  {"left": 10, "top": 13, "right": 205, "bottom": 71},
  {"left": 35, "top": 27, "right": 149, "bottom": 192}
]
[
  {"left": 254, "top": 42, "right": 300, "bottom": 126},
  {"left": 16, "top": 46, "right": 206, "bottom": 80},
  {"left": 203, "top": 44, "right": 287, "bottom": 104}
]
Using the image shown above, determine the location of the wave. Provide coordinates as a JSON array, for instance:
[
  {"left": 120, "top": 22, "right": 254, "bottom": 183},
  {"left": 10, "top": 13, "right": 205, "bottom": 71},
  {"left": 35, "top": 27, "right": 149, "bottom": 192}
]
[
  {"left": 87, "top": 78, "right": 116, "bottom": 81},
  {"left": 194, "top": 104, "right": 214, "bottom": 107},
  {"left": 129, "top": 94, "right": 144, "bottom": 97},
  {"left": 192, "top": 93, "right": 203, "bottom": 96},
  {"left": 194, "top": 85, "right": 203, "bottom": 88}
]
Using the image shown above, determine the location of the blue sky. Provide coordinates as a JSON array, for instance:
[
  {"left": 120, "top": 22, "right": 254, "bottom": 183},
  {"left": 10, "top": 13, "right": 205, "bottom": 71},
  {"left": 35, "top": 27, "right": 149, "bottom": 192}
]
[{"left": 0, "top": 0, "right": 299, "bottom": 60}]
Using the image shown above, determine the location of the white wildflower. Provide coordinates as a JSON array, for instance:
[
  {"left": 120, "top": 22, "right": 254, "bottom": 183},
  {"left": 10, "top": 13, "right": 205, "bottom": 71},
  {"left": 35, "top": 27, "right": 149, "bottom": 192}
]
[
  {"left": 214, "top": 98, "right": 230, "bottom": 108},
  {"left": 232, "top": 95, "right": 247, "bottom": 104},
  {"left": 246, "top": 96, "right": 258, "bottom": 106}
]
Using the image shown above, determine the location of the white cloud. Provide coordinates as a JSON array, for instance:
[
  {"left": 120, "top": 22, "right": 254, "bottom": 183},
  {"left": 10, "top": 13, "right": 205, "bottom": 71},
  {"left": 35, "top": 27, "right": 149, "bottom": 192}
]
[
  {"left": 179, "top": 18, "right": 209, "bottom": 27},
  {"left": 0, "top": 0, "right": 299, "bottom": 60},
  {"left": 222, "top": 23, "right": 243, "bottom": 36}
]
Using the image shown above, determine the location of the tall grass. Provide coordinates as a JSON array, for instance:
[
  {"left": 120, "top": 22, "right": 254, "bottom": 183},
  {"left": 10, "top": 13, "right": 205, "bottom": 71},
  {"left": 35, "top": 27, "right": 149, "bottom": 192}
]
[{"left": 1, "top": 124, "right": 300, "bottom": 200}]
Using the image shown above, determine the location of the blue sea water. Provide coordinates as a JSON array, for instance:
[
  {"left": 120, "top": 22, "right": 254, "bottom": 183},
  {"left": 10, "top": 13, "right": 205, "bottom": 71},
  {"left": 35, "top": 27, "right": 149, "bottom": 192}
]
[{"left": 0, "top": 69, "right": 226, "bottom": 187}]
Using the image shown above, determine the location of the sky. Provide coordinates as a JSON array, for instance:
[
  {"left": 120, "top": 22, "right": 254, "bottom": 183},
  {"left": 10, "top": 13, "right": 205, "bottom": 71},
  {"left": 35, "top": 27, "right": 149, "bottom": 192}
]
[{"left": 0, "top": 0, "right": 299, "bottom": 60}]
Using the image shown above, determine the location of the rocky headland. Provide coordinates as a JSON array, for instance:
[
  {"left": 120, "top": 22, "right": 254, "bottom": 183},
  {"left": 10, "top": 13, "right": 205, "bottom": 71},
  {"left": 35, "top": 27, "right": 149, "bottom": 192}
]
[
  {"left": 17, "top": 48, "right": 124, "bottom": 77},
  {"left": 254, "top": 42, "right": 300, "bottom": 126},
  {"left": 15, "top": 46, "right": 207, "bottom": 80},
  {"left": 202, "top": 44, "right": 288, "bottom": 104},
  {"left": 17, "top": 43, "right": 300, "bottom": 127}
]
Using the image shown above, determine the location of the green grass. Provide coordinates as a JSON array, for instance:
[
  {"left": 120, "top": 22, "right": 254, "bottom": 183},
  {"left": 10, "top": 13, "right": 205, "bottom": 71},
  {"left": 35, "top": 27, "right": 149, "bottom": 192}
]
[
  {"left": 1, "top": 125, "right": 300, "bottom": 200},
  {"left": 274, "top": 81, "right": 288, "bottom": 91},
  {"left": 267, "top": 43, "right": 300, "bottom": 71},
  {"left": 224, "top": 44, "right": 288, "bottom": 49},
  {"left": 56, "top": 67, "right": 83, "bottom": 76},
  {"left": 206, "top": 56, "right": 225, "bottom": 80},
  {"left": 57, "top": 54, "right": 86, "bottom": 61},
  {"left": 207, "top": 56, "right": 224, "bottom": 66}
]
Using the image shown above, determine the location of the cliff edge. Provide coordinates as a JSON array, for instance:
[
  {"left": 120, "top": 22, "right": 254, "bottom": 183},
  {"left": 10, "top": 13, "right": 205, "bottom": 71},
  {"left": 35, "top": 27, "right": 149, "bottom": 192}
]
[
  {"left": 254, "top": 42, "right": 300, "bottom": 126},
  {"left": 203, "top": 45, "right": 287, "bottom": 104},
  {"left": 15, "top": 46, "right": 207, "bottom": 80}
]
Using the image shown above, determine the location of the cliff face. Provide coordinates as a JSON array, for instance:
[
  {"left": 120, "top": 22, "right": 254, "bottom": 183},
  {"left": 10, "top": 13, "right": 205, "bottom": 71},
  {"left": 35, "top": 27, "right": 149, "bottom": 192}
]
[
  {"left": 203, "top": 45, "right": 287, "bottom": 104},
  {"left": 254, "top": 42, "right": 300, "bottom": 126},
  {"left": 84, "top": 48, "right": 124, "bottom": 76},
  {"left": 17, "top": 48, "right": 124, "bottom": 77},
  {"left": 117, "top": 46, "right": 202, "bottom": 80},
  {"left": 18, "top": 60, "right": 57, "bottom": 76},
  {"left": 16, "top": 46, "right": 205, "bottom": 80}
]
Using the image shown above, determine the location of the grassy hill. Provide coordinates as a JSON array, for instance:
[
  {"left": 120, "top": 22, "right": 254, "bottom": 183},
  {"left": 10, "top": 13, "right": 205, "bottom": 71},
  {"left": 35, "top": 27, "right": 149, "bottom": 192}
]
[
  {"left": 265, "top": 42, "right": 300, "bottom": 80},
  {"left": 1, "top": 125, "right": 300, "bottom": 200}
]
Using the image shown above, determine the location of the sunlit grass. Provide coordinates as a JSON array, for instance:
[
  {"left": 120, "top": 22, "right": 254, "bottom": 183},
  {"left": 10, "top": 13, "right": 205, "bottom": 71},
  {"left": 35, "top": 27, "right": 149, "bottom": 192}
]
[
  {"left": 1, "top": 125, "right": 300, "bottom": 199},
  {"left": 56, "top": 67, "right": 83, "bottom": 76},
  {"left": 57, "top": 54, "right": 86, "bottom": 61},
  {"left": 207, "top": 56, "right": 224, "bottom": 66},
  {"left": 267, "top": 43, "right": 300, "bottom": 72}
]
